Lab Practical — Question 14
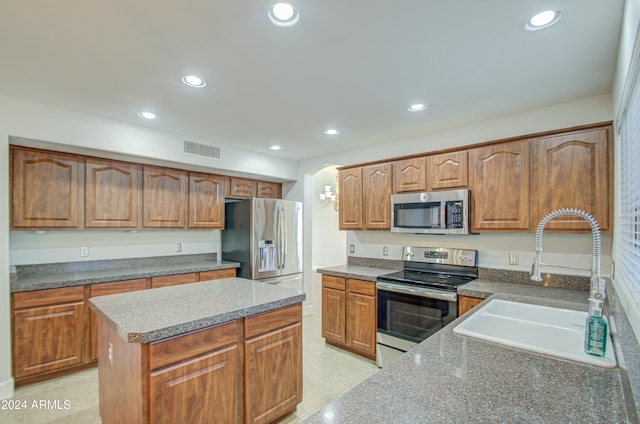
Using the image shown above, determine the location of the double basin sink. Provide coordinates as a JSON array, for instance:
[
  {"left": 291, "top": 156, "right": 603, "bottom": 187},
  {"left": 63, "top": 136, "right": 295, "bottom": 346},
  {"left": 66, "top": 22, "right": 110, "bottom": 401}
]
[{"left": 453, "top": 299, "right": 617, "bottom": 368}]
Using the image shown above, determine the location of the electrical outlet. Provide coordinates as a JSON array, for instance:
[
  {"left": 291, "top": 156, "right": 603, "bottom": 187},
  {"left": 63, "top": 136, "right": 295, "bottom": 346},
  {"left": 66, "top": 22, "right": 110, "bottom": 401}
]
[
  {"left": 176, "top": 243, "right": 182, "bottom": 253},
  {"left": 349, "top": 244, "right": 355, "bottom": 254},
  {"left": 81, "top": 246, "right": 89, "bottom": 257},
  {"left": 508, "top": 251, "right": 519, "bottom": 265},
  {"left": 383, "top": 246, "right": 389, "bottom": 256}
]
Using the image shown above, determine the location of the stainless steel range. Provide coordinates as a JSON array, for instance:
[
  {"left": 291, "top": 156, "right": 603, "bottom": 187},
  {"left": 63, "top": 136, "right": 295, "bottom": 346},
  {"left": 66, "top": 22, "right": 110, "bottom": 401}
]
[{"left": 376, "top": 246, "right": 478, "bottom": 367}]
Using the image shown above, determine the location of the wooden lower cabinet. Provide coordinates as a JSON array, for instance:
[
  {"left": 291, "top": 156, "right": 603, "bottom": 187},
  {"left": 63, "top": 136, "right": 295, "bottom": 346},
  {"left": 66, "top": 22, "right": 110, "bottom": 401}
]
[
  {"left": 244, "top": 322, "right": 302, "bottom": 424},
  {"left": 12, "top": 287, "right": 87, "bottom": 383},
  {"left": 150, "top": 344, "right": 240, "bottom": 424},
  {"left": 97, "top": 303, "right": 302, "bottom": 424},
  {"left": 321, "top": 275, "right": 376, "bottom": 360},
  {"left": 458, "top": 295, "right": 485, "bottom": 315}
]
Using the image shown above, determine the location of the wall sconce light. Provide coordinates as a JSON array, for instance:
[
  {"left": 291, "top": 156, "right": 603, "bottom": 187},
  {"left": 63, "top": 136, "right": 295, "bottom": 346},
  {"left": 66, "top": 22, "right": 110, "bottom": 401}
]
[{"left": 319, "top": 185, "right": 338, "bottom": 211}]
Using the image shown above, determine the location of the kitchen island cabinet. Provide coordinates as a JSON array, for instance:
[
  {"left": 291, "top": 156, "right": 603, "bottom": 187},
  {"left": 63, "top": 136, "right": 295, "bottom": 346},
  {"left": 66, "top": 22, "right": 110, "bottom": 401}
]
[{"left": 90, "top": 278, "right": 304, "bottom": 424}]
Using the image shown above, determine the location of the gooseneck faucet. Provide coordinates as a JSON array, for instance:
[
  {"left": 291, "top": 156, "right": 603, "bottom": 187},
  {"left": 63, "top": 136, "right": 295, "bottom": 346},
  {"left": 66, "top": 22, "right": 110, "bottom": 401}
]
[{"left": 530, "top": 208, "right": 606, "bottom": 315}]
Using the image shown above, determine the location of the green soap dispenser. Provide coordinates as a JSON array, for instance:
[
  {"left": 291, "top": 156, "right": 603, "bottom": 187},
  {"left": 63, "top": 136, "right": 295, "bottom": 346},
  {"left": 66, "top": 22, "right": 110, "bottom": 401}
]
[{"left": 584, "top": 301, "right": 607, "bottom": 357}]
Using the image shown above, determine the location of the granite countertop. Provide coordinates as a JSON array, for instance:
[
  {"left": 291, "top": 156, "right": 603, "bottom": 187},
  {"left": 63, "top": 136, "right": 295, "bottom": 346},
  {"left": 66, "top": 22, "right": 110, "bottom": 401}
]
[
  {"left": 459, "top": 279, "right": 591, "bottom": 304},
  {"left": 89, "top": 278, "right": 305, "bottom": 344},
  {"left": 316, "top": 264, "right": 398, "bottom": 282},
  {"left": 303, "top": 291, "right": 631, "bottom": 423},
  {"left": 10, "top": 255, "right": 240, "bottom": 292}
]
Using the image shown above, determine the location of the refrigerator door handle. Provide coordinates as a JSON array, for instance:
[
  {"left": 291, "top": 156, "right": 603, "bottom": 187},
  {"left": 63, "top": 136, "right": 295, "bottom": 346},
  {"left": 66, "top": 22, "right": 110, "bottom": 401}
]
[{"left": 281, "top": 206, "right": 287, "bottom": 269}]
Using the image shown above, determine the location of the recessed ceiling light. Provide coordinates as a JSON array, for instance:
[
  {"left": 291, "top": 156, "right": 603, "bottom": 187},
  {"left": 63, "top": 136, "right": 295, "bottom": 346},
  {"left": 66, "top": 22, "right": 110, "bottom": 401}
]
[
  {"left": 524, "top": 10, "right": 563, "bottom": 31},
  {"left": 137, "top": 111, "right": 157, "bottom": 120},
  {"left": 268, "top": 3, "right": 299, "bottom": 27},
  {"left": 408, "top": 103, "right": 427, "bottom": 112},
  {"left": 182, "top": 75, "right": 207, "bottom": 88},
  {"left": 270, "top": 145, "right": 282, "bottom": 150},
  {"left": 323, "top": 129, "right": 342, "bottom": 136}
]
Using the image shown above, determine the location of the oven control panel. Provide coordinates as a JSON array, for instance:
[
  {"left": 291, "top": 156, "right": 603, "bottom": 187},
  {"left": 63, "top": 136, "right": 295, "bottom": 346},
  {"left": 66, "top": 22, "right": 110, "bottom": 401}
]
[{"left": 403, "top": 246, "right": 477, "bottom": 267}]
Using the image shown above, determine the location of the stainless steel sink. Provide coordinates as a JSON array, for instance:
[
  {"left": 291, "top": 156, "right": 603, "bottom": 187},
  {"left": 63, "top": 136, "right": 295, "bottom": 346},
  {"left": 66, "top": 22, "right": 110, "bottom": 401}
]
[{"left": 453, "top": 299, "right": 616, "bottom": 368}]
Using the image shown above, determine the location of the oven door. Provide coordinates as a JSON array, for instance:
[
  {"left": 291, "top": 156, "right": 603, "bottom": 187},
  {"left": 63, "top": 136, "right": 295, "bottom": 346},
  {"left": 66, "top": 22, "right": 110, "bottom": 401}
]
[{"left": 376, "top": 281, "right": 458, "bottom": 366}]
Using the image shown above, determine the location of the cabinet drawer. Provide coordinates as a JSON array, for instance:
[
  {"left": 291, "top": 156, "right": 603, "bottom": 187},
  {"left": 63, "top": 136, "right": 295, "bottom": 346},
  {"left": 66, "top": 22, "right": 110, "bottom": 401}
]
[
  {"left": 90, "top": 279, "right": 148, "bottom": 297},
  {"left": 322, "top": 275, "right": 346, "bottom": 290},
  {"left": 199, "top": 268, "right": 236, "bottom": 281},
  {"left": 150, "top": 320, "right": 240, "bottom": 370},
  {"left": 245, "top": 303, "right": 302, "bottom": 339},
  {"left": 13, "top": 286, "right": 85, "bottom": 309},
  {"left": 347, "top": 279, "right": 375, "bottom": 296},
  {"left": 150, "top": 273, "right": 198, "bottom": 289}
]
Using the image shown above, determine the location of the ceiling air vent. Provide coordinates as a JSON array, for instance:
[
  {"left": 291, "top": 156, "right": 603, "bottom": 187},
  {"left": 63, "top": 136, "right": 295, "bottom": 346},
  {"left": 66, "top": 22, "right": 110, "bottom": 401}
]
[{"left": 183, "top": 140, "right": 221, "bottom": 160}]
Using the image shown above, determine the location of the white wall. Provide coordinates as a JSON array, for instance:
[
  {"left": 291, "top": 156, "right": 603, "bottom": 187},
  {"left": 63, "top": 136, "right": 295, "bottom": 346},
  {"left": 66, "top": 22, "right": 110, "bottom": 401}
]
[
  {"left": 311, "top": 166, "right": 346, "bottom": 268},
  {"left": 0, "top": 132, "right": 11, "bottom": 399},
  {"left": 9, "top": 230, "right": 220, "bottom": 265}
]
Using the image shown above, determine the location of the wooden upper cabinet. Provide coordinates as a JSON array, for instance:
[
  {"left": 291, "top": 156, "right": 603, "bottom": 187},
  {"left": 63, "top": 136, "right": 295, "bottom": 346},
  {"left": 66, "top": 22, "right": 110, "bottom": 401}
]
[
  {"left": 426, "top": 151, "right": 469, "bottom": 190},
  {"left": 228, "top": 177, "right": 257, "bottom": 198},
  {"left": 85, "top": 159, "right": 140, "bottom": 228},
  {"left": 363, "top": 163, "right": 392, "bottom": 229},
  {"left": 11, "top": 147, "right": 84, "bottom": 229},
  {"left": 532, "top": 126, "right": 612, "bottom": 232},
  {"left": 257, "top": 181, "right": 282, "bottom": 199},
  {"left": 142, "top": 166, "right": 188, "bottom": 228},
  {"left": 470, "top": 140, "right": 530, "bottom": 231},
  {"left": 393, "top": 157, "right": 426, "bottom": 193},
  {"left": 338, "top": 167, "right": 364, "bottom": 230},
  {"left": 188, "top": 172, "right": 224, "bottom": 229}
]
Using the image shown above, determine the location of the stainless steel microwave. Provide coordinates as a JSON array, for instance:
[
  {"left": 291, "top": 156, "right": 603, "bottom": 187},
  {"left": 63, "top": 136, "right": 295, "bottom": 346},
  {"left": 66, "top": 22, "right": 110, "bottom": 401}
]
[{"left": 390, "top": 189, "right": 471, "bottom": 234}]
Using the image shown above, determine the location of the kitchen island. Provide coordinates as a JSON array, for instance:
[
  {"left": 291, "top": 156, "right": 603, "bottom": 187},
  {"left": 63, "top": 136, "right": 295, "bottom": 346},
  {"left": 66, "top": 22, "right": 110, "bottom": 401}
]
[{"left": 89, "top": 277, "right": 305, "bottom": 424}]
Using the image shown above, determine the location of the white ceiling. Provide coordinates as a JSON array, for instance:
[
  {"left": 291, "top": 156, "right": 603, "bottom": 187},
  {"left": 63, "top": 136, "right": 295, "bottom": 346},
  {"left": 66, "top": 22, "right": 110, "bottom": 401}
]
[{"left": 0, "top": 0, "right": 624, "bottom": 161}]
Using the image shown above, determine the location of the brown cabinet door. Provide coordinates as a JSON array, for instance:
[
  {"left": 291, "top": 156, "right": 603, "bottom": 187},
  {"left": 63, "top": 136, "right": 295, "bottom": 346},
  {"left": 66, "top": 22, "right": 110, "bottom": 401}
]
[
  {"left": 458, "top": 295, "right": 484, "bottom": 316},
  {"left": 150, "top": 345, "right": 240, "bottom": 424},
  {"left": 228, "top": 177, "right": 257, "bottom": 198},
  {"left": 13, "top": 301, "right": 86, "bottom": 379},
  {"left": 470, "top": 141, "right": 530, "bottom": 231},
  {"left": 363, "top": 163, "right": 392, "bottom": 229},
  {"left": 532, "top": 126, "right": 612, "bottom": 232},
  {"left": 427, "top": 151, "right": 469, "bottom": 190},
  {"left": 244, "top": 323, "right": 302, "bottom": 424},
  {"left": 11, "top": 147, "right": 83, "bottom": 229},
  {"left": 85, "top": 159, "right": 140, "bottom": 228},
  {"left": 257, "top": 181, "right": 282, "bottom": 199},
  {"left": 346, "top": 279, "right": 376, "bottom": 357},
  {"left": 150, "top": 273, "right": 198, "bottom": 289},
  {"left": 393, "top": 157, "right": 426, "bottom": 193},
  {"left": 338, "top": 167, "right": 363, "bottom": 230},
  {"left": 188, "top": 172, "right": 224, "bottom": 229},
  {"left": 142, "top": 166, "right": 188, "bottom": 228},
  {"left": 321, "top": 286, "right": 346, "bottom": 344},
  {"left": 89, "top": 279, "right": 147, "bottom": 360},
  {"left": 199, "top": 268, "right": 237, "bottom": 281}
]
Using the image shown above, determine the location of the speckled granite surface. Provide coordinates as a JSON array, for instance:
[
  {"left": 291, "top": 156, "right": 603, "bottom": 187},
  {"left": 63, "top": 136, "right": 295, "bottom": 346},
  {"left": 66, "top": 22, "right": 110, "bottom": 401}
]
[
  {"left": 478, "top": 267, "right": 591, "bottom": 291},
  {"left": 89, "top": 278, "right": 305, "bottom": 343},
  {"left": 459, "top": 279, "right": 591, "bottom": 303},
  {"left": 316, "top": 264, "right": 398, "bottom": 282},
  {"left": 303, "top": 291, "right": 634, "bottom": 424},
  {"left": 10, "top": 253, "right": 240, "bottom": 292},
  {"left": 347, "top": 256, "right": 403, "bottom": 270}
]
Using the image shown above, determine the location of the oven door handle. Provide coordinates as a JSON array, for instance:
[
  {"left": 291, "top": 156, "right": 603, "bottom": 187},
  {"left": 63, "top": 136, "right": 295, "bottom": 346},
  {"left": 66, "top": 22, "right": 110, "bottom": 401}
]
[{"left": 376, "top": 281, "right": 458, "bottom": 302}]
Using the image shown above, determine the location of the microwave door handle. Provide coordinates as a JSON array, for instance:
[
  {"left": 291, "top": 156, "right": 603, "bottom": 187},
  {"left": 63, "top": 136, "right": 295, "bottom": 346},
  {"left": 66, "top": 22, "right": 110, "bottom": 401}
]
[{"left": 441, "top": 202, "right": 447, "bottom": 230}]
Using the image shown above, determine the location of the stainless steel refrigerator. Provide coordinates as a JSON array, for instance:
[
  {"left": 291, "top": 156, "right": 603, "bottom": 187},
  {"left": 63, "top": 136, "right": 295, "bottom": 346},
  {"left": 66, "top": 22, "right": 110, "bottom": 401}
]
[{"left": 222, "top": 198, "right": 303, "bottom": 291}]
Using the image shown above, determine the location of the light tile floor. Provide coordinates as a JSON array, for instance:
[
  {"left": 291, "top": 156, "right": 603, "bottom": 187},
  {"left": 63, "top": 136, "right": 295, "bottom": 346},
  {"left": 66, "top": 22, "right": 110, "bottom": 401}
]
[{"left": 1, "top": 313, "right": 379, "bottom": 423}]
